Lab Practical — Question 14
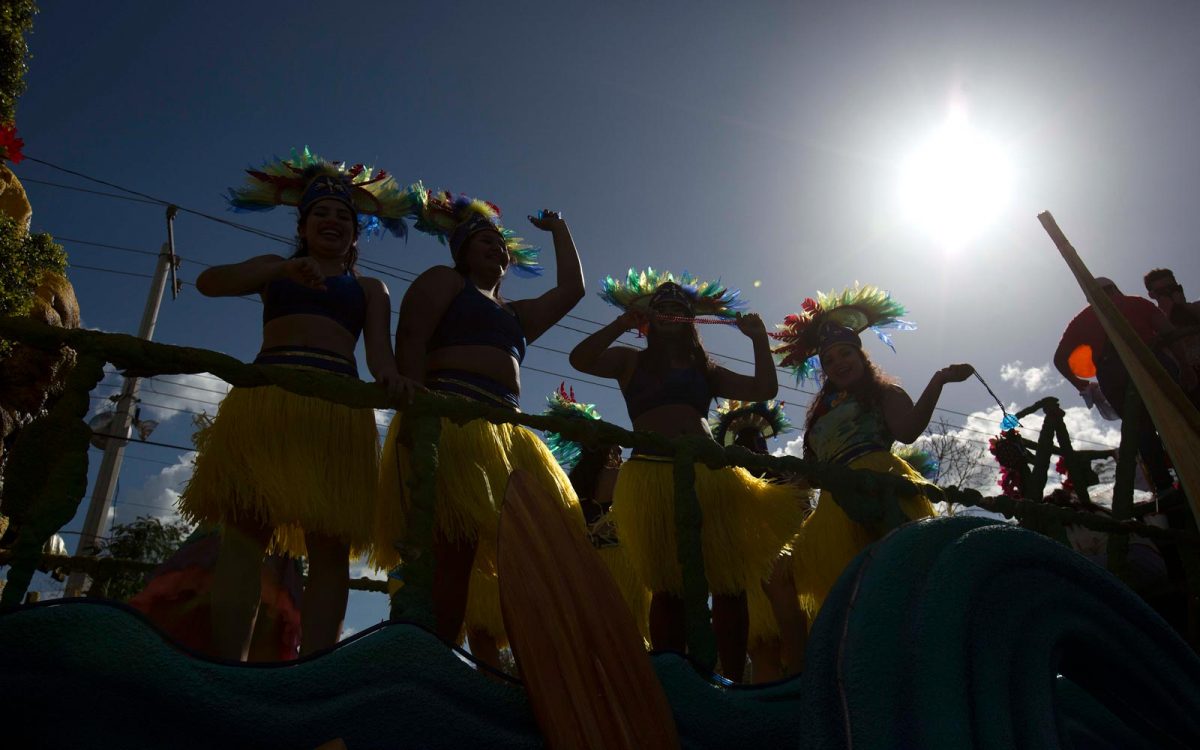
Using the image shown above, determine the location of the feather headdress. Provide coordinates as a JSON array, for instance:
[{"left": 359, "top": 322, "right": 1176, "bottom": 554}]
[
  {"left": 772, "top": 284, "right": 916, "bottom": 382},
  {"left": 892, "top": 444, "right": 940, "bottom": 482},
  {"left": 598, "top": 267, "right": 745, "bottom": 319},
  {"left": 226, "top": 147, "right": 426, "bottom": 238},
  {"left": 541, "top": 383, "right": 604, "bottom": 471},
  {"left": 710, "top": 399, "right": 793, "bottom": 447},
  {"left": 413, "top": 190, "right": 542, "bottom": 277}
]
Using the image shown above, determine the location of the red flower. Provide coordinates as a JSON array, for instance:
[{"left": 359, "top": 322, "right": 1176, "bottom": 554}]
[{"left": 0, "top": 123, "right": 24, "bottom": 164}]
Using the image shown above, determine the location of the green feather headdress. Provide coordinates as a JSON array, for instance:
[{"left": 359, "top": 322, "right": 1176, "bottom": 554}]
[
  {"left": 772, "top": 283, "right": 916, "bottom": 382},
  {"left": 598, "top": 267, "right": 745, "bottom": 318},
  {"left": 710, "top": 399, "right": 793, "bottom": 447},
  {"left": 412, "top": 190, "right": 543, "bottom": 277},
  {"left": 541, "top": 383, "right": 603, "bottom": 471},
  {"left": 892, "top": 444, "right": 940, "bottom": 481},
  {"left": 226, "top": 146, "right": 426, "bottom": 238}
]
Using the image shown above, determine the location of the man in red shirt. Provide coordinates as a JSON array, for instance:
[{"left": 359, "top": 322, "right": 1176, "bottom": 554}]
[{"left": 1053, "top": 278, "right": 1197, "bottom": 495}]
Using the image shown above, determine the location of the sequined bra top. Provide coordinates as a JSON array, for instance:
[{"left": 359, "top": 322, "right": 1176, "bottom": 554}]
[
  {"left": 807, "top": 391, "right": 893, "bottom": 465},
  {"left": 262, "top": 272, "right": 365, "bottom": 338},
  {"left": 621, "top": 357, "right": 714, "bottom": 421},
  {"left": 427, "top": 283, "right": 527, "bottom": 362}
]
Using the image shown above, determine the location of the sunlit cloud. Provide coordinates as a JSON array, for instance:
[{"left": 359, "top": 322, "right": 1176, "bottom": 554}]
[{"left": 1000, "top": 360, "right": 1065, "bottom": 394}]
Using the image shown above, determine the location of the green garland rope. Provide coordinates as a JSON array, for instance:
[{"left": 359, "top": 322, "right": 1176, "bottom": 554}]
[{"left": 1, "top": 316, "right": 1196, "bottom": 610}]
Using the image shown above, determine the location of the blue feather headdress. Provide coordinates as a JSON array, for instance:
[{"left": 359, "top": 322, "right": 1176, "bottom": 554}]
[
  {"left": 710, "top": 399, "right": 793, "bottom": 447},
  {"left": 541, "top": 383, "right": 604, "bottom": 471},
  {"left": 598, "top": 267, "right": 745, "bottom": 318},
  {"left": 226, "top": 146, "right": 426, "bottom": 238}
]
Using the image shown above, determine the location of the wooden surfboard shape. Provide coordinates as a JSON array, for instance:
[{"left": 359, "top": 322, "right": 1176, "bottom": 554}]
[{"left": 498, "top": 469, "right": 680, "bottom": 750}]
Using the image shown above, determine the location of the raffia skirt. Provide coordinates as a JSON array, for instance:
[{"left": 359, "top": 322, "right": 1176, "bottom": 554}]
[
  {"left": 374, "top": 412, "right": 583, "bottom": 570},
  {"left": 177, "top": 384, "right": 379, "bottom": 558},
  {"left": 611, "top": 455, "right": 805, "bottom": 597},
  {"left": 792, "top": 450, "right": 936, "bottom": 620}
]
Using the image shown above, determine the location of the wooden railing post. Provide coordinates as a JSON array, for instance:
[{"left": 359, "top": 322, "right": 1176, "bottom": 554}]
[
  {"left": 387, "top": 409, "right": 441, "bottom": 631},
  {"left": 1106, "top": 382, "right": 1142, "bottom": 583},
  {"left": 672, "top": 447, "right": 715, "bottom": 672}
]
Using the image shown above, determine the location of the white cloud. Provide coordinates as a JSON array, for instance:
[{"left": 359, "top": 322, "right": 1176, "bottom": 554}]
[
  {"left": 89, "top": 366, "right": 229, "bottom": 429},
  {"left": 112, "top": 452, "right": 196, "bottom": 526},
  {"left": 1000, "top": 360, "right": 1065, "bottom": 394}
]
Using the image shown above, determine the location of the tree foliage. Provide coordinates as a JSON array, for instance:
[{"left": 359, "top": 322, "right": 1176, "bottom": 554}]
[
  {"left": 0, "top": 0, "right": 37, "bottom": 123},
  {"left": 93, "top": 515, "right": 194, "bottom": 601},
  {"left": 0, "top": 213, "right": 65, "bottom": 356}
]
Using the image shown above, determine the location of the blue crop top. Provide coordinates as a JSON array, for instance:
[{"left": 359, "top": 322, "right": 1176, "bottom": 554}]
[
  {"left": 262, "top": 273, "right": 366, "bottom": 338},
  {"left": 428, "top": 283, "right": 527, "bottom": 362},
  {"left": 622, "top": 356, "right": 714, "bottom": 421}
]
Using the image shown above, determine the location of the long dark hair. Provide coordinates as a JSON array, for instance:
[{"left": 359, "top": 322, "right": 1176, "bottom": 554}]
[
  {"left": 640, "top": 318, "right": 714, "bottom": 382},
  {"left": 802, "top": 347, "right": 896, "bottom": 458},
  {"left": 292, "top": 207, "right": 360, "bottom": 274}
]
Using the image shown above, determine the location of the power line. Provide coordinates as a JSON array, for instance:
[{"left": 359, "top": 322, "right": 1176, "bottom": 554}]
[
  {"left": 23, "top": 154, "right": 295, "bottom": 246},
  {"left": 21, "top": 176, "right": 162, "bottom": 205}
]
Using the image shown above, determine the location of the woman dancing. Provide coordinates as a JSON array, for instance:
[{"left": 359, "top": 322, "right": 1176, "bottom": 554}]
[
  {"left": 773, "top": 286, "right": 973, "bottom": 621},
  {"left": 180, "top": 149, "right": 422, "bottom": 659},
  {"left": 711, "top": 398, "right": 807, "bottom": 681},
  {"left": 376, "top": 195, "right": 586, "bottom": 648},
  {"left": 570, "top": 269, "right": 804, "bottom": 681},
  {"left": 543, "top": 384, "right": 650, "bottom": 642}
]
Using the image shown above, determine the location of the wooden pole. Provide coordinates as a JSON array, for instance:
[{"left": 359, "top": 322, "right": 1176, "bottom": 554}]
[{"left": 1038, "top": 211, "right": 1200, "bottom": 522}]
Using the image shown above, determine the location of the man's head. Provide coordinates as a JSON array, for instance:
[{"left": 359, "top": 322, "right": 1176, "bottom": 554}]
[
  {"left": 1094, "top": 276, "right": 1120, "bottom": 297},
  {"left": 1144, "top": 268, "right": 1185, "bottom": 310}
]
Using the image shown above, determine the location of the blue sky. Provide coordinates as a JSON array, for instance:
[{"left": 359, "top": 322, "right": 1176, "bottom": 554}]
[{"left": 9, "top": 2, "right": 1200, "bottom": 634}]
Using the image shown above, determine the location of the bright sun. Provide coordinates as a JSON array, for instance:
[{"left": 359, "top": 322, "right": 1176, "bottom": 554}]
[{"left": 898, "top": 106, "right": 1013, "bottom": 250}]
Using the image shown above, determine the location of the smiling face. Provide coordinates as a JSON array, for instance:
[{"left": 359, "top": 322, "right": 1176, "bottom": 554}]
[
  {"left": 299, "top": 198, "right": 358, "bottom": 260},
  {"left": 458, "top": 228, "right": 510, "bottom": 277},
  {"left": 820, "top": 342, "right": 867, "bottom": 390}
]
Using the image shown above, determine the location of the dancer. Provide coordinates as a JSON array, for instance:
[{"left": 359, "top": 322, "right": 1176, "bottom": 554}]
[
  {"left": 773, "top": 285, "right": 972, "bottom": 620},
  {"left": 570, "top": 269, "right": 804, "bottom": 682},
  {"left": 376, "top": 194, "right": 586, "bottom": 647},
  {"left": 711, "top": 399, "right": 808, "bottom": 681},
  {"left": 543, "top": 384, "right": 651, "bottom": 642},
  {"left": 180, "top": 148, "right": 423, "bottom": 659}
]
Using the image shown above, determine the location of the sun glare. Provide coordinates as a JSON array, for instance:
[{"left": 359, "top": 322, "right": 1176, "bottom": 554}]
[{"left": 899, "top": 105, "right": 1013, "bottom": 251}]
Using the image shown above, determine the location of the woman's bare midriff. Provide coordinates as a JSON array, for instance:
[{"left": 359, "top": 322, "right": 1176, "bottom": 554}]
[
  {"left": 262, "top": 314, "right": 357, "bottom": 359},
  {"left": 630, "top": 403, "right": 714, "bottom": 440},
  {"left": 427, "top": 344, "right": 521, "bottom": 393}
]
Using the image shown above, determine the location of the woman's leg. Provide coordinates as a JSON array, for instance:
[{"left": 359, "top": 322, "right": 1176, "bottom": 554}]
[
  {"left": 432, "top": 531, "right": 478, "bottom": 644},
  {"left": 749, "top": 638, "right": 783, "bottom": 683},
  {"left": 301, "top": 532, "right": 351, "bottom": 656},
  {"left": 649, "top": 592, "right": 686, "bottom": 653},
  {"left": 467, "top": 629, "right": 503, "bottom": 674},
  {"left": 211, "top": 520, "right": 272, "bottom": 661},
  {"left": 763, "top": 556, "right": 808, "bottom": 675},
  {"left": 711, "top": 592, "right": 749, "bottom": 682}
]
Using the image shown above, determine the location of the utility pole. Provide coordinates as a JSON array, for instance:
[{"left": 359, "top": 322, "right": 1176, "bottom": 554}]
[{"left": 65, "top": 206, "right": 180, "bottom": 597}]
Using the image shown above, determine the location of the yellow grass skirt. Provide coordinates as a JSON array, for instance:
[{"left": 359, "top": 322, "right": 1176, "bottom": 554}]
[
  {"left": 793, "top": 450, "right": 936, "bottom": 619},
  {"left": 747, "top": 570, "right": 783, "bottom": 649},
  {"left": 611, "top": 457, "right": 805, "bottom": 596},
  {"left": 374, "top": 414, "right": 582, "bottom": 570},
  {"left": 598, "top": 545, "right": 652, "bottom": 643},
  {"left": 178, "top": 385, "right": 379, "bottom": 557}
]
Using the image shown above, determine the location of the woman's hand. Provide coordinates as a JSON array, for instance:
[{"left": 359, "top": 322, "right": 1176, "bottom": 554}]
[
  {"left": 936, "top": 363, "right": 975, "bottom": 384},
  {"left": 377, "top": 369, "right": 425, "bottom": 404},
  {"left": 281, "top": 257, "right": 327, "bottom": 291},
  {"left": 527, "top": 209, "right": 567, "bottom": 233},
  {"left": 616, "top": 308, "right": 649, "bottom": 331},
  {"left": 734, "top": 312, "right": 767, "bottom": 340}
]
